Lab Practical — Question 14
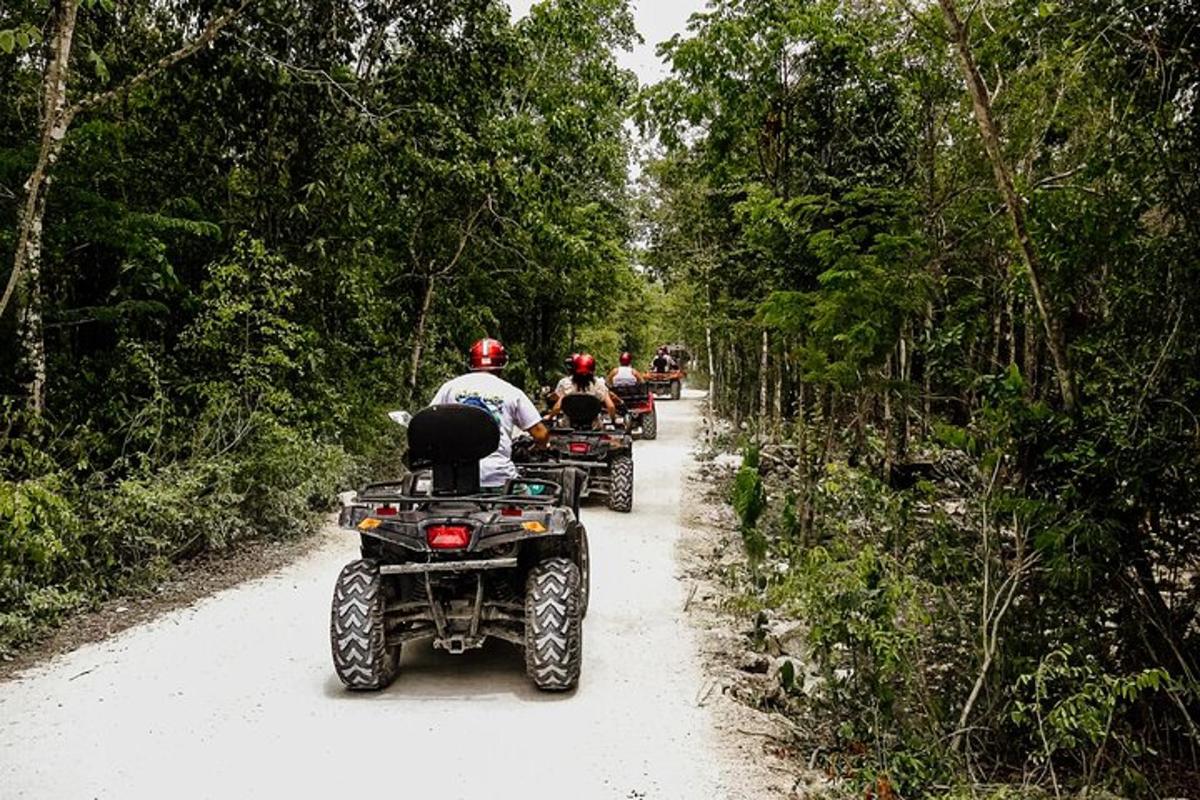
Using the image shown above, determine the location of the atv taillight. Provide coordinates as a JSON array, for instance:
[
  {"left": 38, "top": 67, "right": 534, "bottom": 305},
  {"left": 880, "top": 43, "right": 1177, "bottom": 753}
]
[
  {"left": 426, "top": 525, "right": 471, "bottom": 549},
  {"left": 501, "top": 507, "right": 523, "bottom": 517},
  {"left": 374, "top": 505, "right": 397, "bottom": 516},
  {"left": 569, "top": 442, "right": 590, "bottom": 454}
]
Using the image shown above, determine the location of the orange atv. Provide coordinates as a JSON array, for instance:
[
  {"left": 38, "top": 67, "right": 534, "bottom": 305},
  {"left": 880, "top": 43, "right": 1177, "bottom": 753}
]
[{"left": 645, "top": 345, "right": 688, "bottom": 400}]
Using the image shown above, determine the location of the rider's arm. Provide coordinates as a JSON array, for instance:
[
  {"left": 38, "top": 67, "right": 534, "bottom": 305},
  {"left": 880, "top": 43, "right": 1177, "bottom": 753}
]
[
  {"left": 526, "top": 421, "right": 550, "bottom": 446},
  {"left": 603, "top": 392, "right": 618, "bottom": 421}
]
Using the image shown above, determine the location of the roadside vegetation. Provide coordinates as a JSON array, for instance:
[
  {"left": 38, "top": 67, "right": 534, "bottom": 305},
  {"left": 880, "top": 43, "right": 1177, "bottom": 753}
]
[
  {"left": 0, "top": 0, "right": 656, "bottom": 656},
  {"left": 641, "top": 0, "right": 1200, "bottom": 796}
]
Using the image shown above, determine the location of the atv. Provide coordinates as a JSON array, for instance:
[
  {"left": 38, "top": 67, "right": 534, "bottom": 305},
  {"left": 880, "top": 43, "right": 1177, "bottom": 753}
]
[
  {"left": 644, "top": 368, "right": 684, "bottom": 400},
  {"left": 611, "top": 381, "right": 657, "bottom": 440},
  {"left": 516, "top": 393, "right": 634, "bottom": 512},
  {"left": 331, "top": 404, "right": 589, "bottom": 692},
  {"left": 645, "top": 345, "right": 689, "bottom": 400}
]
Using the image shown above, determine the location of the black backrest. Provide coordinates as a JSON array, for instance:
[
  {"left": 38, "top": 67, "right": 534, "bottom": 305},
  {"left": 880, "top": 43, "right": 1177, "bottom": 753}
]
[
  {"left": 561, "top": 393, "right": 602, "bottom": 429},
  {"left": 612, "top": 383, "right": 649, "bottom": 403},
  {"left": 408, "top": 404, "right": 500, "bottom": 495}
]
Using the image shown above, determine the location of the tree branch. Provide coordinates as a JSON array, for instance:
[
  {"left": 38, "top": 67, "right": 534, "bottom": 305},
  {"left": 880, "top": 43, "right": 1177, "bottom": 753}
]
[{"left": 67, "top": 0, "right": 254, "bottom": 121}]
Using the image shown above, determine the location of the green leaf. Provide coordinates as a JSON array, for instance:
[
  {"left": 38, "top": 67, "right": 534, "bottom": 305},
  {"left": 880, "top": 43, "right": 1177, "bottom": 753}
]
[{"left": 0, "top": 30, "right": 15, "bottom": 54}]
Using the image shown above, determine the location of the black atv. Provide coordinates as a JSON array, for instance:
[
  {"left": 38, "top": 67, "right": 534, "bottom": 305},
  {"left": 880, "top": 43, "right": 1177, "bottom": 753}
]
[
  {"left": 517, "top": 393, "right": 634, "bottom": 513},
  {"left": 331, "top": 404, "right": 589, "bottom": 692}
]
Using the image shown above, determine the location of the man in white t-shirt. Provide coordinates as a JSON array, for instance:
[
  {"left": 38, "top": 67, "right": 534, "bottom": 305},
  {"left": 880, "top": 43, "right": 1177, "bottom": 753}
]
[{"left": 429, "top": 337, "right": 549, "bottom": 488}]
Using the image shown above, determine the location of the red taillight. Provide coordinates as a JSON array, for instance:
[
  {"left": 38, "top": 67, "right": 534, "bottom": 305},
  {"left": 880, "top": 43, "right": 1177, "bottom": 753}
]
[
  {"left": 426, "top": 525, "right": 471, "bottom": 549},
  {"left": 569, "top": 442, "right": 590, "bottom": 454},
  {"left": 374, "top": 505, "right": 397, "bottom": 516},
  {"left": 501, "top": 507, "right": 523, "bottom": 517}
]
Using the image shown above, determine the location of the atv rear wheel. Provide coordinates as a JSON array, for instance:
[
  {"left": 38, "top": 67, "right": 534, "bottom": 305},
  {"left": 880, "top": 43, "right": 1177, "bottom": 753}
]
[
  {"left": 331, "top": 559, "right": 399, "bottom": 690},
  {"left": 524, "top": 558, "right": 583, "bottom": 691},
  {"left": 670, "top": 380, "right": 681, "bottom": 400},
  {"left": 608, "top": 454, "right": 633, "bottom": 512},
  {"left": 641, "top": 408, "right": 658, "bottom": 440}
]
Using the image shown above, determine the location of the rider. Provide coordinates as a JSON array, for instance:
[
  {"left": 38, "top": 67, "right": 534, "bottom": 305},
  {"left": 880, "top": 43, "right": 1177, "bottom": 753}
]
[
  {"left": 430, "top": 337, "right": 550, "bottom": 488},
  {"left": 651, "top": 346, "right": 674, "bottom": 373},
  {"left": 549, "top": 352, "right": 618, "bottom": 424},
  {"left": 607, "top": 351, "right": 644, "bottom": 387}
]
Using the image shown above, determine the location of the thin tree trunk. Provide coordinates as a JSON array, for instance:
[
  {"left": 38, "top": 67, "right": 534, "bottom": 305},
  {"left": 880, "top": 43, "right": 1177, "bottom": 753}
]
[
  {"left": 409, "top": 277, "right": 436, "bottom": 397},
  {"left": 758, "top": 329, "right": 770, "bottom": 435},
  {"left": 1023, "top": 298, "right": 1039, "bottom": 402},
  {"left": 1005, "top": 283, "right": 1015, "bottom": 366},
  {"left": 939, "top": 0, "right": 1076, "bottom": 412},
  {"left": 899, "top": 324, "right": 911, "bottom": 458},
  {"left": 773, "top": 344, "right": 784, "bottom": 428},
  {"left": 883, "top": 355, "right": 894, "bottom": 480},
  {"left": 4, "top": 0, "right": 80, "bottom": 413},
  {"left": 923, "top": 301, "right": 934, "bottom": 435}
]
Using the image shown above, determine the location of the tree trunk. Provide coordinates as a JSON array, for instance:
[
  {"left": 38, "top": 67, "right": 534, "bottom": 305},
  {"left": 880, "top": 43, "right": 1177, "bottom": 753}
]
[
  {"left": 758, "top": 329, "right": 770, "bottom": 435},
  {"left": 2, "top": 0, "right": 80, "bottom": 413},
  {"left": 899, "top": 323, "right": 911, "bottom": 458},
  {"left": 938, "top": 0, "right": 1077, "bottom": 413},
  {"left": 409, "top": 277, "right": 436, "bottom": 398},
  {"left": 1023, "top": 298, "right": 1039, "bottom": 402},
  {"left": 883, "top": 355, "right": 894, "bottom": 480},
  {"left": 773, "top": 345, "right": 784, "bottom": 428}
]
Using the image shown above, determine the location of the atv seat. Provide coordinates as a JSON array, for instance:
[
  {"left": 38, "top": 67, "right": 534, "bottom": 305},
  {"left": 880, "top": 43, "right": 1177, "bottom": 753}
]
[
  {"left": 560, "top": 393, "right": 603, "bottom": 429},
  {"left": 611, "top": 382, "right": 650, "bottom": 406},
  {"left": 407, "top": 404, "right": 500, "bottom": 496}
]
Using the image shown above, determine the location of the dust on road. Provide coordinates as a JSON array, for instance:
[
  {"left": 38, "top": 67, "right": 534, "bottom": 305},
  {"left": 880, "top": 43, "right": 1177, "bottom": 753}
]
[{"left": 0, "top": 392, "right": 756, "bottom": 800}]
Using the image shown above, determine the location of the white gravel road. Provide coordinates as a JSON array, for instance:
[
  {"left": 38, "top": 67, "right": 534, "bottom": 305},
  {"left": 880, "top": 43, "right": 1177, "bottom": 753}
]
[{"left": 0, "top": 391, "right": 743, "bottom": 800}]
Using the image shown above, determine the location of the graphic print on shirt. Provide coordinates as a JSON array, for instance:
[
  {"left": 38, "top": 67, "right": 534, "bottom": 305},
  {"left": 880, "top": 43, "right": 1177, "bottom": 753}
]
[{"left": 453, "top": 391, "right": 505, "bottom": 428}]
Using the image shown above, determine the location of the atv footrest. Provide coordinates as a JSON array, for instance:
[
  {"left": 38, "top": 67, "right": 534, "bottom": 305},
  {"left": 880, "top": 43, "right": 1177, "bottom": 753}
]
[{"left": 380, "top": 557, "right": 518, "bottom": 574}]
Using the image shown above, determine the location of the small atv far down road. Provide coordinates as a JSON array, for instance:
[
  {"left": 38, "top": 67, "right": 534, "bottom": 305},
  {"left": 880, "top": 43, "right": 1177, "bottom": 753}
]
[
  {"left": 645, "top": 344, "right": 689, "bottom": 400},
  {"left": 612, "top": 381, "right": 657, "bottom": 439},
  {"left": 516, "top": 393, "right": 635, "bottom": 512},
  {"left": 332, "top": 405, "right": 589, "bottom": 692},
  {"left": 645, "top": 368, "right": 685, "bottom": 400}
]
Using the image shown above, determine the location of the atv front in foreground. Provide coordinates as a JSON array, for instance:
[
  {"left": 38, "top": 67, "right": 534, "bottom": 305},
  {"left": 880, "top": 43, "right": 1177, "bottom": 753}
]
[{"left": 332, "top": 404, "right": 588, "bottom": 692}]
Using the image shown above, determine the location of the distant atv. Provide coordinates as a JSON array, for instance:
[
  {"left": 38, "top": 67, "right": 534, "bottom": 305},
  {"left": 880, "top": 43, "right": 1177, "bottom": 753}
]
[
  {"left": 611, "top": 382, "right": 657, "bottom": 440},
  {"left": 644, "top": 367, "right": 684, "bottom": 400},
  {"left": 332, "top": 405, "right": 589, "bottom": 692},
  {"left": 517, "top": 394, "right": 634, "bottom": 512},
  {"left": 646, "top": 345, "right": 689, "bottom": 400}
]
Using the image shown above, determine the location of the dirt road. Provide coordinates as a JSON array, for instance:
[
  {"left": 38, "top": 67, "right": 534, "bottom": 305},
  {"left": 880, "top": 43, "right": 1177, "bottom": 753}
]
[{"left": 0, "top": 392, "right": 749, "bottom": 799}]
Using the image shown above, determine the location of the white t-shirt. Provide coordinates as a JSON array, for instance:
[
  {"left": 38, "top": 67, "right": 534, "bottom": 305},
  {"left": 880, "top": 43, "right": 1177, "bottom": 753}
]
[
  {"left": 611, "top": 366, "right": 638, "bottom": 386},
  {"left": 430, "top": 371, "right": 543, "bottom": 487}
]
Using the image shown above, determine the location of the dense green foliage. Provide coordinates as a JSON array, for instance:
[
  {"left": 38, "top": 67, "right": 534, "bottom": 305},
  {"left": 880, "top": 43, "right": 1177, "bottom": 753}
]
[
  {"left": 645, "top": 0, "right": 1200, "bottom": 795},
  {"left": 0, "top": 0, "right": 648, "bottom": 653}
]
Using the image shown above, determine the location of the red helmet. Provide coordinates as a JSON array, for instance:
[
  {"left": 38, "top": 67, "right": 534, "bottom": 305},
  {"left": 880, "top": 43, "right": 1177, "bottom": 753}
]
[
  {"left": 468, "top": 338, "right": 507, "bottom": 371},
  {"left": 619, "top": 352, "right": 632, "bottom": 366},
  {"left": 573, "top": 353, "right": 597, "bottom": 377}
]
